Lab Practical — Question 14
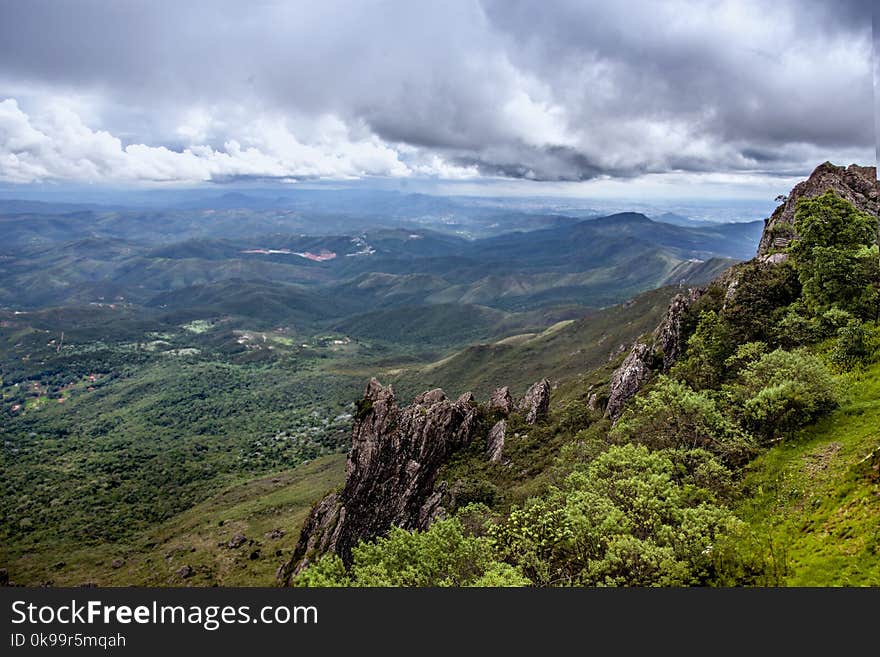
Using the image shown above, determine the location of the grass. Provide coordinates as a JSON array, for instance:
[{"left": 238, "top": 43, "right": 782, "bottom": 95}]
[
  {"left": 391, "top": 286, "right": 674, "bottom": 400},
  {"left": 5, "top": 454, "right": 345, "bottom": 586},
  {"left": 736, "top": 361, "right": 880, "bottom": 585}
]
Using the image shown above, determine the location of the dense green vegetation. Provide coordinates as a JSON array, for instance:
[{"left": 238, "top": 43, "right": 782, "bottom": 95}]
[
  {"left": 3, "top": 455, "right": 346, "bottom": 587},
  {"left": 4, "top": 190, "right": 876, "bottom": 587},
  {"left": 292, "top": 191, "right": 879, "bottom": 587}
]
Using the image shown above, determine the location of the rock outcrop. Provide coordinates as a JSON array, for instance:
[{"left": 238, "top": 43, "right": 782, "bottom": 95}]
[
  {"left": 489, "top": 386, "right": 514, "bottom": 415},
  {"left": 654, "top": 288, "right": 703, "bottom": 370},
  {"left": 605, "top": 342, "right": 653, "bottom": 420},
  {"left": 604, "top": 288, "right": 702, "bottom": 420},
  {"left": 757, "top": 162, "right": 878, "bottom": 257},
  {"left": 277, "top": 378, "right": 480, "bottom": 583},
  {"left": 518, "top": 379, "right": 550, "bottom": 424},
  {"left": 486, "top": 420, "right": 506, "bottom": 463}
]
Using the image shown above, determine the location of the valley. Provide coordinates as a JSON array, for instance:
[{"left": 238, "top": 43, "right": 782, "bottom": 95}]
[
  {"left": 3, "top": 165, "right": 877, "bottom": 587},
  {"left": 0, "top": 195, "right": 762, "bottom": 585}
]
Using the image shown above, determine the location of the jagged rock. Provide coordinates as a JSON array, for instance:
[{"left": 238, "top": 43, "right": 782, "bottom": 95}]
[
  {"left": 176, "top": 565, "right": 194, "bottom": 579},
  {"left": 486, "top": 420, "right": 506, "bottom": 463},
  {"left": 757, "top": 163, "right": 878, "bottom": 257},
  {"left": 518, "top": 379, "right": 550, "bottom": 424},
  {"left": 489, "top": 387, "right": 514, "bottom": 415},
  {"left": 265, "top": 528, "right": 285, "bottom": 540},
  {"left": 227, "top": 533, "right": 247, "bottom": 549},
  {"left": 653, "top": 288, "right": 703, "bottom": 371},
  {"left": 278, "top": 378, "right": 480, "bottom": 583},
  {"left": 110, "top": 558, "right": 124, "bottom": 569},
  {"left": 605, "top": 342, "right": 652, "bottom": 420},
  {"left": 586, "top": 392, "right": 600, "bottom": 412}
]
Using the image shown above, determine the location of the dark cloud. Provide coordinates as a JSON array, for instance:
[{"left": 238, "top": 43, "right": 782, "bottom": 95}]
[{"left": 0, "top": 0, "right": 874, "bottom": 184}]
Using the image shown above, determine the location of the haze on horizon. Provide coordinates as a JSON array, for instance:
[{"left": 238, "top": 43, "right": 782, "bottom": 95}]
[{"left": 0, "top": 0, "right": 876, "bottom": 202}]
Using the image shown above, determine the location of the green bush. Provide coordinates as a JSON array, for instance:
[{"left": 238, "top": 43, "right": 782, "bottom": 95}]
[
  {"left": 789, "top": 192, "right": 878, "bottom": 319},
  {"left": 729, "top": 348, "right": 838, "bottom": 442},
  {"left": 293, "top": 516, "right": 529, "bottom": 587},
  {"left": 611, "top": 377, "right": 755, "bottom": 465},
  {"left": 831, "top": 320, "right": 872, "bottom": 371},
  {"left": 722, "top": 260, "right": 801, "bottom": 345},
  {"left": 488, "top": 444, "right": 751, "bottom": 586}
]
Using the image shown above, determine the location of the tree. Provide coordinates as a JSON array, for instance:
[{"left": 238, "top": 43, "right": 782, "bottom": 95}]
[
  {"left": 789, "top": 192, "right": 878, "bottom": 318},
  {"left": 673, "top": 310, "right": 733, "bottom": 389}
]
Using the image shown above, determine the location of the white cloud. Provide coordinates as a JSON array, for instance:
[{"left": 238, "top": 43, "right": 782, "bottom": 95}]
[{"left": 0, "top": 98, "right": 478, "bottom": 184}]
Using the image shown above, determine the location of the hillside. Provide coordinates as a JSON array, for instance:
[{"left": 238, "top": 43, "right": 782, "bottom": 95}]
[
  {"left": 3, "top": 163, "right": 875, "bottom": 588},
  {"left": 737, "top": 362, "right": 880, "bottom": 585},
  {"left": 389, "top": 286, "right": 675, "bottom": 399},
  {"left": 5, "top": 455, "right": 346, "bottom": 587},
  {"left": 279, "top": 162, "right": 880, "bottom": 587}
]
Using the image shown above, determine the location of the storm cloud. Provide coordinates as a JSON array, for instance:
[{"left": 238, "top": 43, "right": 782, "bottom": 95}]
[{"left": 0, "top": 0, "right": 874, "bottom": 186}]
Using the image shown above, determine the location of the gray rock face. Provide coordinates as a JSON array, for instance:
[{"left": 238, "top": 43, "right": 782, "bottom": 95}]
[
  {"left": 654, "top": 288, "right": 703, "bottom": 371},
  {"left": 757, "top": 162, "right": 878, "bottom": 257},
  {"left": 486, "top": 420, "right": 506, "bottom": 463},
  {"left": 605, "top": 342, "right": 652, "bottom": 420},
  {"left": 603, "top": 287, "right": 701, "bottom": 420},
  {"left": 518, "top": 379, "right": 550, "bottom": 424},
  {"left": 489, "top": 386, "right": 514, "bottom": 415},
  {"left": 278, "top": 378, "right": 480, "bottom": 583}
]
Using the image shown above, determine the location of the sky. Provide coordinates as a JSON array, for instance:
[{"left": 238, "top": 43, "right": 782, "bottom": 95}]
[{"left": 0, "top": 0, "right": 876, "bottom": 200}]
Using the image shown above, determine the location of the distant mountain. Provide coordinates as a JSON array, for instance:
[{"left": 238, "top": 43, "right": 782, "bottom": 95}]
[{"left": 1, "top": 207, "right": 763, "bottom": 318}]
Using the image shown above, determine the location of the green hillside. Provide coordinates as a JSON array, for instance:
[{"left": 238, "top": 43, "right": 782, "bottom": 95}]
[
  {"left": 5, "top": 455, "right": 345, "bottom": 587},
  {"left": 736, "top": 362, "right": 880, "bottom": 585},
  {"left": 390, "top": 286, "right": 675, "bottom": 399}
]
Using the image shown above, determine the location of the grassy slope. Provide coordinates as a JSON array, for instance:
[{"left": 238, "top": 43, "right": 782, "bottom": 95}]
[
  {"left": 8, "top": 454, "right": 345, "bottom": 586},
  {"left": 388, "top": 286, "right": 675, "bottom": 399},
  {"left": 737, "top": 362, "right": 880, "bottom": 585}
]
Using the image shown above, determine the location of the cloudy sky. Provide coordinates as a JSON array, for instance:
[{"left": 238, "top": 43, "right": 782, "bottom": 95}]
[{"left": 0, "top": 0, "right": 875, "bottom": 198}]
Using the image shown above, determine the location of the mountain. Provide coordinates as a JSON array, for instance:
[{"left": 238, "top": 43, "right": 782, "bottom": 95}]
[
  {"left": 273, "top": 162, "right": 879, "bottom": 587},
  {"left": 7, "top": 165, "right": 874, "bottom": 587},
  {"left": 757, "top": 163, "right": 878, "bottom": 256}
]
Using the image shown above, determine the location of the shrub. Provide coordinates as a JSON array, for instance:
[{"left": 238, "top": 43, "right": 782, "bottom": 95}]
[
  {"left": 729, "top": 348, "right": 838, "bottom": 442},
  {"left": 611, "top": 377, "right": 755, "bottom": 465},
  {"left": 293, "top": 516, "right": 528, "bottom": 587},
  {"left": 722, "top": 260, "right": 801, "bottom": 345},
  {"left": 487, "top": 445, "right": 749, "bottom": 586},
  {"left": 831, "top": 319, "right": 877, "bottom": 371}
]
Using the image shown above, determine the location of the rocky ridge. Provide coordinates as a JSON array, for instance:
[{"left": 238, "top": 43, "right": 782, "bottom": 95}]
[
  {"left": 757, "top": 162, "right": 878, "bottom": 257},
  {"left": 278, "top": 377, "right": 551, "bottom": 583}
]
